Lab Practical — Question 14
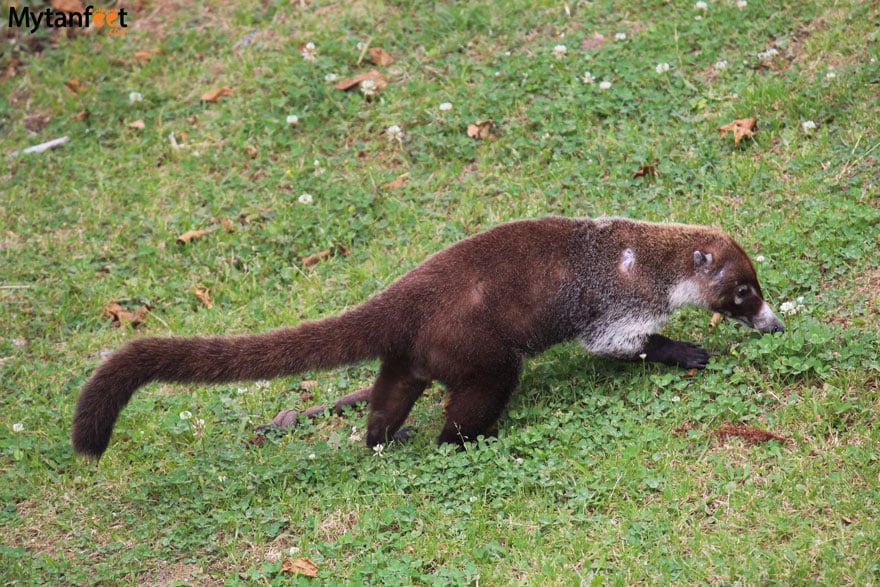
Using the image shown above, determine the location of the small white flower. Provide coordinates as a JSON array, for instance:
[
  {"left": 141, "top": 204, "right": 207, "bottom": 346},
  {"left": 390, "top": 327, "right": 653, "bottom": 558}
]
[
  {"left": 313, "top": 159, "right": 324, "bottom": 176},
  {"left": 802, "top": 120, "right": 817, "bottom": 133},
  {"left": 758, "top": 47, "right": 779, "bottom": 61},
  {"left": 324, "top": 73, "right": 338, "bottom": 82},
  {"left": 581, "top": 71, "right": 596, "bottom": 84},
  {"left": 515, "top": 457, "right": 524, "bottom": 465},
  {"left": 298, "top": 193, "right": 314, "bottom": 205},
  {"left": 373, "top": 443, "right": 384, "bottom": 455},
  {"left": 736, "top": 0, "right": 747, "bottom": 8},
  {"left": 755, "top": 255, "right": 765, "bottom": 263},
  {"left": 695, "top": 1, "right": 708, "bottom": 10},
  {"left": 639, "top": 353, "right": 647, "bottom": 360},
  {"left": 439, "top": 101, "right": 453, "bottom": 111},
  {"left": 237, "top": 387, "right": 248, "bottom": 394},
  {"left": 218, "top": 475, "right": 227, "bottom": 483},
  {"left": 301, "top": 41, "right": 316, "bottom": 61},
  {"left": 671, "top": 395, "right": 681, "bottom": 403},
  {"left": 615, "top": 32, "right": 627, "bottom": 40},
  {"left": 308, "top": 453, "right": 316, "bottom": 460},
  {"left": 356, "top": 42, "right": 367, "bottom": 51},
  {"left": 359, "top": 78, "right": 377, "bottom": 97},
  {"left": 552, "top": 44, "right": 567, "bottom": 59},
  {"left": 13, "top": 422, "right": 24, "bottom": 433},
  {"left": 255, "top": 380, "right": 270, "bottom": 389},
  {"left": 825, "top": 71, "right": 836, "bottom": 80},
  {"left": 386, "top": 124, "right": 403, "bottom": 143},
  {"left": 714, "top": 59, "right": 728, "bottom": 70},
  {"left": 286, "top": 114, "right": 299, "bottom": 125},
  {"left": 779, "top": 298, "right": 807, "bottom": 316},
  {"left": 599, "top": 80, "right": 612, "bottom": 90},
  {"left": 655, "top": 62, "right": 670, "bottom": 74},
  {"left": 129, "top": 91, "right": 143, "bottom": 104},
  {"left": 179, "top": 410, "right": 193, "bottom": 420},
  {"left": 469, "top": 495, "right": 478, "bottom": 503},
  {"left": 695, "top": 15, "right": 703, "bottom": 20}
]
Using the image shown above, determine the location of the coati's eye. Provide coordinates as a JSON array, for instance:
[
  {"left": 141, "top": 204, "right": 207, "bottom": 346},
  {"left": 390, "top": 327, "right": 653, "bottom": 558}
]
[{"left": 736, "top": 285, "right": 750, "bottom": 298}]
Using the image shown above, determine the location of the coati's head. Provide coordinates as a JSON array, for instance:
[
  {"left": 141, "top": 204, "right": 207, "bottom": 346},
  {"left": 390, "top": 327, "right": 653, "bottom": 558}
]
[{"left": 690, "top": 238, "right": 785, "bottom": 334}]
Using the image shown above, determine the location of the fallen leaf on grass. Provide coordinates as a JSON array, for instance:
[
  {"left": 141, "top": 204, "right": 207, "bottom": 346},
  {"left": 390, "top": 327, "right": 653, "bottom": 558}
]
[
  {"left": 64, "top": 79, "right": 84, "bottom": 94},
  {"left": 177, "top": 228, "right": 211, "bottom": 244},
  {"left": 193, "top": 286, "right": 213, "bottom": 309},
  {"left": 281, "top": 558, "right": 318, "bottom": 577},
  {"left": 2, "top": 58, "right": 20, "bottom": 82},
  {"left": 200, "top": 86, "right": 233, "bottom": 103},
  {"left": 719, "top": 117, "right": 757, "bottom": 146},
  {"left": 133, "top": 49, "right": 162, "bottom": 63},
  {"left": 302, "top": 249, "right": 332, "bottom": 267},
  {"left": 633, "top": 163, "right": 658, "bottom": 179},
  {"left": 380, "top": 175, "right": 409, "bottom": 190},
  {"left": 711, "top": 423, "right": 787, "bottom": 444},
  {"left": 222, "top": 216, "right": 236, "bottom": 232},
  {"left": 103, "top": 302, "right": 150, "bottom": 328},
  {"left": 466, "top": 119, "right": 494, "bottom": 140},
  {"left": 128, "top": 119, "right": 146, "bottom": 129},
  {"left": 367, "top": 47, "right": 394, "bottom": 66},
  {"left": 335, "top": 70, "right": 387, "bottom": 92},
  {"left": 71, "top": 110, "right": 90, "bottom": 121},
  {"left": 52, "top": 0, "right": 84, "bottom": 12}
]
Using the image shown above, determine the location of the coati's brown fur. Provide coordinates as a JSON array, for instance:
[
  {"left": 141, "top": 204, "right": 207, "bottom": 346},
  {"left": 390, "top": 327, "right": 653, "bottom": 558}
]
[{"left": 72, "top": 216, "right": 784, "bottom": 458}]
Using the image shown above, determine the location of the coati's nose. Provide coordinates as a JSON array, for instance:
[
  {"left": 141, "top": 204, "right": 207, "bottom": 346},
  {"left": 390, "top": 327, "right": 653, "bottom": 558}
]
[
  {"left": 768, "top": 319, "right": 785, "bottom": 334},
  {"left": 754, "top": 302, "right": 785, "bottom": 334}
]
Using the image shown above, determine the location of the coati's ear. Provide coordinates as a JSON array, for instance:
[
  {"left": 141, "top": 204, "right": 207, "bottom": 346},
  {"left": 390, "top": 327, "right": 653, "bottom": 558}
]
[{"left": 693, "top": 251, "right": 713, "bottom": 274}]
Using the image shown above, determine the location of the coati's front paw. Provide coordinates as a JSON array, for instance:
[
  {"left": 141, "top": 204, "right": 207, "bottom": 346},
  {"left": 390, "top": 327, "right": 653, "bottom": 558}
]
[{"left": 643, "top": 335, "right": 710, "bottom": 369}]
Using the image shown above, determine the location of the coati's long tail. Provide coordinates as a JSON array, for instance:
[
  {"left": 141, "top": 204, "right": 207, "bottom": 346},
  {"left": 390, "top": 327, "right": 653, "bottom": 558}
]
[{"left": 72, "top": 309, "right": 387, "bottom": 458}]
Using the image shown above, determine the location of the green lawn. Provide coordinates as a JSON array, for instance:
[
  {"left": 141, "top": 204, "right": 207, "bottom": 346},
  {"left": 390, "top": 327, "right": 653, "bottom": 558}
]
[{"left": 2, "top": 1, "right": 878, "bottom": 584}]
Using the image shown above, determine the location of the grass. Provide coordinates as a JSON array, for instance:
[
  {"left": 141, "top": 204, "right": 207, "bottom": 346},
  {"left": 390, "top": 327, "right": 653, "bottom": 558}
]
[{"left": 2, "top": 0, "right": 879, "bottom": 584}]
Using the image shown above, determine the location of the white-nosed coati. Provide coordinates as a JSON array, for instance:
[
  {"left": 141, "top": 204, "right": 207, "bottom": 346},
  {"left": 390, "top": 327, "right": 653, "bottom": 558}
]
[{"left": 72, "top": 216, "right": 785, "bottom": 458}]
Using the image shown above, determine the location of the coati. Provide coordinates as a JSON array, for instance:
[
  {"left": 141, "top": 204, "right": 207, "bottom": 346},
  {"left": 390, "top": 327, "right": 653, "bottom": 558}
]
[{"left": 72, "top": 216, "right": 785, "bottom": 458}]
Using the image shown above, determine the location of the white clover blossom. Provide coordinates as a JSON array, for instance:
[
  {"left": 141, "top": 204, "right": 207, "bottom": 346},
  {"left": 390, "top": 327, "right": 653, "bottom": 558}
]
[
  {"left": 615, "top": 32, "right": 627, "bottom": 40},
  {"left": 758, "top": 47, "right": 779, "bottom": 61},
  {"left": 298, "top": 193, "right": 314, "bottom": 205},
  {"left": 179, "top": 410, "right": 193, "bottom": 420},
  {"left": 802, "top": 120, "right": 817, "bottom": 133},
  {"left": 599, "top": 80, "right": 612, "bottom": 90},
  {"left": 13, "top": 422, "right": 24, "bottom": 433},
  {"left": 386, "top": 124, "right": 403, "bottom": 143},
  {"left": 324, "top": 73, "right": 339, "bottom": 82},
  {"left": 373, "top": 443, "right": 385, "bottom": 455},
  {"left": 218, "top": 475, "right": 228, "bottom": 483},
  {"left": 301, "top": 41, "right": 316, "bottom": 61},
  {"left": 714, "top": 59, "right": 728, "bottom": 70},
  {"left": 656, "top": 62, "right": 670, "bottom": 74},
  {"left": 695, "top": 1, "right": 708, "bottom": 10},
  {"left": 826, "top": 71, "right": 836, "bottom": 80},
  {"left": 256, "top": 380, "right": 270, "bottom": 389},
  {"left": 736, "top": 0, "right": 747, "bottom": 8},
  {"left": 360, "top": 78, "right": 377, "bottom": 97},
  {"left": 581, "top": 71, "right": 596, "bottom": 84},
  {"left": 552, "top": 44, "right": 567, "bottom": 59},
  {"left": 755, "top": 255, "right": 765, "bottom": 263},
  {"left": 313, "top": 159, "right": 324, "bottom": 176},
  {"left": 129, "top": 91, "right": 143, "bottom": 104},
  {"left": 308, "top": 453, "right": 316, "bottom": 460},
  {"left": 779, "top": 296, "right": 806, "bottom": 316},
  {"left": 286, "top": 114, "right": 299, "bottom": 125},
  {"left": 439, "top": 101, "right": 453, "bottom": 111}
]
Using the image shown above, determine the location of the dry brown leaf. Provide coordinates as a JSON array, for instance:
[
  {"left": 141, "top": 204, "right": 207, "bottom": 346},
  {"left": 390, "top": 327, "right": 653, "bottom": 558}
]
[
  {"left": 133, "top": 49, "right": 161, "bottom": 62},
  {"left": 193, "top": 286, "right": 213, "bottom": 309},
  {"left": 466, "top": 119, "right": 494, "bottom": 140},
  {"left": 103, "top": 302, "right": 150, "bottom": 328},
  {"left": 245, "top": 145, "right": 258, "bottom": 159},
  {"left": 200, "top": 86, "right": 233, "bottom": 103},
  {"left": 71, "top": 110, "right": 90, "bottom": 121},
  {"left": 2, "top": 58, "right": 20, "bottom": 82},
  {"left": 335, "top": 70, "right": 388, "bottom": 92},
  {"left": 633, "top": 163, "right": 658, "bottom": 179},
  {"left": 380, "top": 175, "right": 409, "bottom": 190},
  {"left": 221, "top": 216, "right": 236, "bottom": 232},
  {"left": 719, "top": 117, "right": 758, "bottom": 147},
  {"left": 128, "top": 119, "right": 146, "bottom": 130},
  {"left": 64, "top": 79, "right": 84, "bottom": 94},
  {"left": 302, "top": 249, "right": 332, "bottom": 267},
  {"left": 711, "top": 423, "right": 787, "bottom": 444},
  {"left": 709, "top": 312, "right": 724, "bottom": 329},
  {"left": 52, "top": 0, "right": 84, "bottom": 12},
  {"left": 300, "top": 380, "right": 318, "bottom": 391},
  {"left": 177, "top": 228, "right": 211, "bottom": 244},
  {"left": 281, "top": 558, "right": 318, "bottom": 577},
  {"left": 367, "top": 47, "right": 395, "bottom": 66}
]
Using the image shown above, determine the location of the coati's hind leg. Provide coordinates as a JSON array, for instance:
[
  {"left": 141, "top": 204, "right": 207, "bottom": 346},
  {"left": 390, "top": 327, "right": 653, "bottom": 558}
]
[
  {"left": 642, "top": 334, "right": 710, "bottom": 369},
  {"left": 365, "top": 359, "right": 429, "bottom": 447},
  {"left": 437, "top": 362, "right": 521, "bottom": 445}
]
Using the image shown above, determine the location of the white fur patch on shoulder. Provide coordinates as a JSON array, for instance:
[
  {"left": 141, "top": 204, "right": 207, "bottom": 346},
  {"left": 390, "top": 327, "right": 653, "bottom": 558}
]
[
  {"left": 668, "top": 278, "right": 705, "bottom": 309},
  {"left": 619, "top": 248, "right": 635, "bottom": 273}
]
